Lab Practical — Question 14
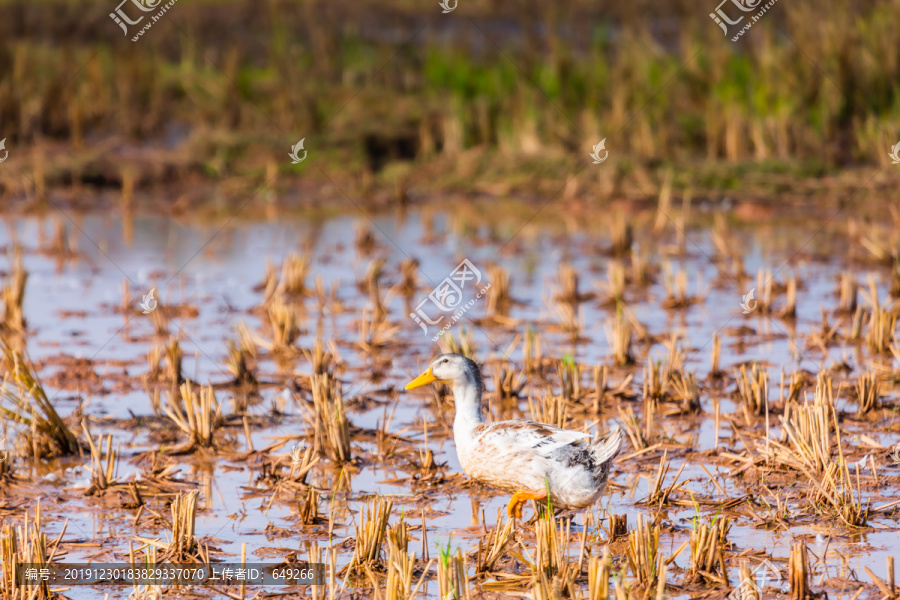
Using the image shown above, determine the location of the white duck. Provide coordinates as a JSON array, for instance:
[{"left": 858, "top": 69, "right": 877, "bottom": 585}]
[{"left": 405, "top": 353, "right": 622, "bottom": 519}]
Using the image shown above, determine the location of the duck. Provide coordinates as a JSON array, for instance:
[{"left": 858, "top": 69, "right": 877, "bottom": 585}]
[{"left": 404, "top": 353, "right": 622, "bottom": 519}]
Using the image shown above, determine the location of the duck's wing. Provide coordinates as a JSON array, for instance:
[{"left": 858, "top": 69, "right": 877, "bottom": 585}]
[
  {"left": 462, "top": 421, "right": 622, "bottom": 504},
  {"left": 474, "top": 420, "right": 591, "bottom": 456},
  {"left": 461, "top": 420, "right": 590, "bottom": 493},
  {"left": 457, "top": 420, "right": 593, "bottom": 492}
]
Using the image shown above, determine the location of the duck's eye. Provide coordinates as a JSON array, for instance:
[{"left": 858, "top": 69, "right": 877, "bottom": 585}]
[{"left": 442, "top": 358, "right": 449, "bottom": 364}]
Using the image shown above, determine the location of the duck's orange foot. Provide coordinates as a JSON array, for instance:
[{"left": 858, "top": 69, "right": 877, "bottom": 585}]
[{"left": 506, "top": 490, "right": 547, "bottom": 520}]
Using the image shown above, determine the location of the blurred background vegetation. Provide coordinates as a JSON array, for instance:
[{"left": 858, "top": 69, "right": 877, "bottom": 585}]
[{"left": 0, "top": 0, "right": 898, "bottom": 212}]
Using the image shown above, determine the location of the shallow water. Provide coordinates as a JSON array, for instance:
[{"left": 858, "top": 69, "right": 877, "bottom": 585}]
[{"left": 0, "top": 205, "right": 897, "bottom": 598}]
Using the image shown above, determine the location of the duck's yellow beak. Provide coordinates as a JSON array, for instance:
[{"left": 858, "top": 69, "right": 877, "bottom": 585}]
[{"left": 404, "top": 367, "right": 437, "bottom": 390}]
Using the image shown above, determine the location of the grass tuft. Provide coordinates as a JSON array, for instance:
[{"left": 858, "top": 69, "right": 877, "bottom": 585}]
[{"left": 0, "top": 341, "right": 79, "bottom": 458}]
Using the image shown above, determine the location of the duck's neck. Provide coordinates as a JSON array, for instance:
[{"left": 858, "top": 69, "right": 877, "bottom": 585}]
[{"left": 451, "top": 376, "right": 483, "bottom": 440}]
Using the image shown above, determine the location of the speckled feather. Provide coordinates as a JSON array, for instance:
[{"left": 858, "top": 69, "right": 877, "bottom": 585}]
[{"left": 458, "top": 421, "right": 623, "bottom": 509}]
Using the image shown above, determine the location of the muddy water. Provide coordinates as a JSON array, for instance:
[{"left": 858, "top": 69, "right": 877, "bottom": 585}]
[{"left": 0, "top": 207, "right": 897, "bottom": 598}]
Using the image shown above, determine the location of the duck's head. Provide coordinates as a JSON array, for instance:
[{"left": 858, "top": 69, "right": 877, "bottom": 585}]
[{"left": 404, "top": 353, "right": 482, "bottom": 391}]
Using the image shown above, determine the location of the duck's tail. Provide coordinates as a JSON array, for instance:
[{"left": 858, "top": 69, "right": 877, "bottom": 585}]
[{"left": 590, "top": 426, "right": 623, "bottom": 466}]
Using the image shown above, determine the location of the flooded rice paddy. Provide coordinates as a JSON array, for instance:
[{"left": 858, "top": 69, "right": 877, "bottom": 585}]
[{"left": 0, "top": 199, "right": 899, "bottom": 599}]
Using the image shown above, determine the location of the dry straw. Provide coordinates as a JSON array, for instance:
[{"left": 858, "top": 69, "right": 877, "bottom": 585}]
[
  {"left": 310, "top": 372, "right": 351, "bottom": 462},
  {"left": 348, "top": 497, "right": 392, "bottom": 574},
  {"left": 855, "top": 369, "right": 880, "bottom": 415},
  {"left": 275, "top": 253, "right": 311, "bottom": 297},
  {"left": 763, "top": 374, "right": 835, "bottom": 473},
  {"left": 164, "top": 339, "right": 183, "bottom": 384},
  {"left": 475, "top": 511, "right": 515, "bottom": 574},
  {"left": 605, "top": 311, "right": 634, "bottom": 367},
  {"left": 489, "top": 362, "right": 526, "bottom": 401},
  {"left": 226, "top": 338, "right": 257, "bottom": 387},
  {"left": 528, "top": 394, "right": 567, "bottom": 430},
  {"left": 688, "top": 518, "right": 730, "bottom": 585},
  {"left": 82, "top": 420, "right": 121, "bottom": 495},
  {"left": 164, "top": 382, "right": 222, "bottom": 449},
  {"left": 438, "top": 328, "right": 477, "bottom": 359},
  {"left": 0, "top": 504, "right": 64, "bottom": 600},
  {"left": 736, "top": 363, "right": 768, "bottom": 418},
  {"left": 128, "top": 543, "right": 164, "bottom": 600},
  {"left": 587, "top": 548, "right": 611, "bottom": 600},
  {"left": 625, "top": 513, "right": 659, "bottom": 587},
  {"left": 0, "top": 249, "right": 27, "bottom": 333},
  {"left": 134, "top": 490, "right": 205, "bottom": 563},
  {"left": 788, "top": 543, "right": 811, "bottom": 600},
  {"left": 485, "top": 264, "right": 511, "bottom": 318},
  {"left": 383, "top": 519, "right": 431, "bottom": 600},
  {"left": 357, "top": 303, "right": 399, "bottom": 354},
  {"left": 862, "top": 277, "right": 897, "bottom": 353},
  {"left": 0, "top": 341, "right": 80, "bottom": 458},
  {"left": 437, "top": 546, "right": 470, "bottom": 600},
  {"left": 268, "top": 296, "right": 301, "bottom": 350}
]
